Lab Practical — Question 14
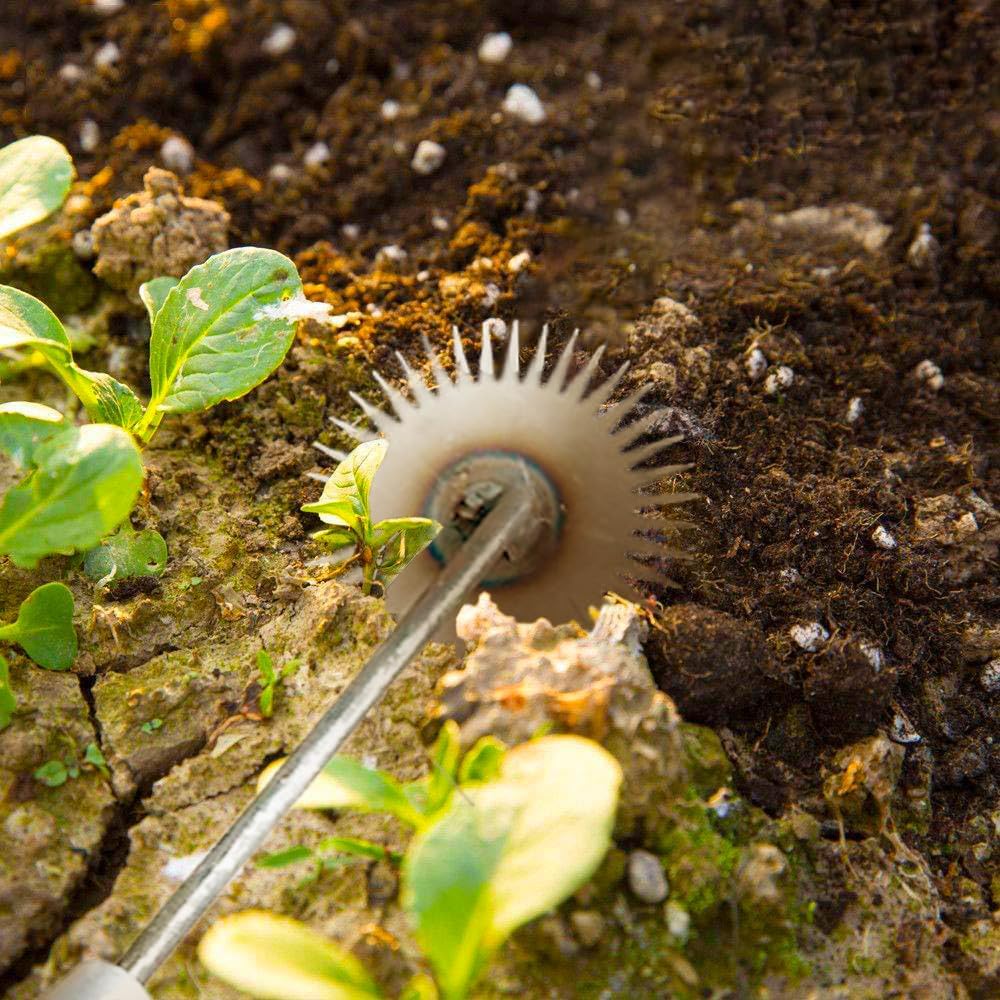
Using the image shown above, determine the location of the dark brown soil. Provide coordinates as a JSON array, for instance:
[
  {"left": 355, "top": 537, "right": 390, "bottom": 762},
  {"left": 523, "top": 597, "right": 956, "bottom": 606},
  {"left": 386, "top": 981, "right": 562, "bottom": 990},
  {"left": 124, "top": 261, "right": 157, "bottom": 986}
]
[{"left": 0, "top": 0, "right": 997, "bottom": 996}]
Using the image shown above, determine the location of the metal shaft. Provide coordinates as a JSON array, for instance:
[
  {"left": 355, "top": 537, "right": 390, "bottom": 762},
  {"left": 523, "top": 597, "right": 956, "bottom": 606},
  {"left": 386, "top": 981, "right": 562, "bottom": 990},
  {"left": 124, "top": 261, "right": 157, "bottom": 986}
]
[{"left": 117, "top": 484, "right": 535, "bottom": 984}]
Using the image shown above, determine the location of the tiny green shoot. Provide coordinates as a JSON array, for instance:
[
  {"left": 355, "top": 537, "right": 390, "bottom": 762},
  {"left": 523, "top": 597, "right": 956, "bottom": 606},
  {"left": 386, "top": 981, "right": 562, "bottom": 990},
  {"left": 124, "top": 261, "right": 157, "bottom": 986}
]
[
  {"left": 303, "top": 440, "right": 441, "bottom": 595},
  {"left": 141, "top": 718, "right": 163, "bottom": 734},
  {"left": 256, "top": 649, "right": 300, "bottom": 718}
]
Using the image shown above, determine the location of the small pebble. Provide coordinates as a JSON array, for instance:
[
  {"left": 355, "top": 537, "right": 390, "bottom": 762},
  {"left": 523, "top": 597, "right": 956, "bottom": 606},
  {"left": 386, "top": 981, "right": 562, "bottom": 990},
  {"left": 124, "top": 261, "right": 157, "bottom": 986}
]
[
  {"left": 890, "top": 707, "right": 921, "bottom": 744},
  {"left": 980, "top": 658, "right": 1000, "bottom": 694},
  {"left": 341, "top": 223, "right": 360, "bottom": 240},
  {"left": 585, "top": 70, "right": 602, "bottom": 91},
  {"left": 763, "top": 365, "right": 794, "bottom": 395},
  {"left": 380, "top": 99, "right": 401, "bottom": 121},
  {"left": 790, "top": 622, "right": 829, "bottom": 652},
  {"left": 268, "top": 163, "right": 294, "bottom": 184},
  {"left": 377, "top": 244, "right": 407, "bottom": 264},
  {"left": 79, "top": 119, "right": 100, "bottom": 153},
  {"left": 914, "top": 358, "right": 944, "bottom": 392},
  {"left": 524, "top": 188, "right": 542, "bottom": 213},
  {"left": 92, "top": 0, "right": 124, "bottom": 14},
  {"left": 411, "top": 139, "right": 446, "bottom": 176},
  {"left": 262, "top": 23, "right": 296, "bottom": 57},
  {"left": 303, "top": 142, "right": 330, "bottom": 168},
  {"left": 846, "top": 396, "right": 864, "bottom": 424},
  {"left": 569, "top": 910, "right": 604, "bottom": 948},
  {"left": 907, "top": 222, "right": 940, "bottom": 269},
  {"left": 502, "top": 83, "right": 546, "bottom": 124},
  {"left": 478, "top": 31, "right": 512, "bottom": 64},
  {"left": 324, "top": 57, "right": 340, "bottom": 75},
  {"left": 872, "top": 524, "right": 897, "bottom": 550},
  {"left": 59, "top": 63, "right": 85, "bottom": 83},
  {"left": 745, "top": 347, "right": 767, "bottom": 381},
  {"left": 482, "top": 282, "right": 501, "bottom": 308},
  {"left": 627, "top": 849, "right": 669, "bottom": 904},
  {"left": 859, "top": 641, "right": 885, "bottom": 673},
  {"left": 663, "top": 901, "right": 690, "bottom": 942},
  {"left": 508, "top": 250, "right": 531, "bottom": 273},
  {"left": 71, "top": 229, "right": 95, "bottom": 260},
  {"left": 482, "top": 317, "right": 507, "bottom": 341},
  {"left": 431, "top": 213, "right": 450, "bottom": 231},
  {"left": 93, "top": 41, "right": 121, "bottom": 68},
  {"left": 160, "top": 135, "right": 194, "bottom": 174},
  {"left": 614, "top": 207, "right": 632, "bottom": 227},
  {"left": 778, "top": 567, "right": 801, "bottom": 585}
]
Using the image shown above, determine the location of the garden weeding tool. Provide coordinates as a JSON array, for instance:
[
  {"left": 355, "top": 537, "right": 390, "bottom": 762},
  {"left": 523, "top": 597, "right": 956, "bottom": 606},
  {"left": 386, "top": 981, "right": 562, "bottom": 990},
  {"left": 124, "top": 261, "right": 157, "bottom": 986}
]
[{"left": 44, "top": 323, "right": 691, "bottom": 999}]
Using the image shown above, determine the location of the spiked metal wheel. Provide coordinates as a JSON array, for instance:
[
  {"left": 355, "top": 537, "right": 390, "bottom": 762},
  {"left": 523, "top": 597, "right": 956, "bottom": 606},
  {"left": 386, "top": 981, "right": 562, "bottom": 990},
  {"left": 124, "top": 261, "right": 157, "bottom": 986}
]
[{"left": 313, "top": 322, "right": 695, "bottom": 634}]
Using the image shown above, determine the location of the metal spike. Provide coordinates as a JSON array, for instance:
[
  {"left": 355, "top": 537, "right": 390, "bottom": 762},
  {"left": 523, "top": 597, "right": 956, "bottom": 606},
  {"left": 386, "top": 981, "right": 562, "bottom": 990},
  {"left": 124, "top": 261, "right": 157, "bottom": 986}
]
[
  {"left": 614, "top": 406, "right": 671, "bottom": 442},
  {"left": 306, "top": 471, "right": 330, "bottom": 483},
  {"left": 635, "top": 487, "right": 700, "bottom": 503},
  {"left": 634, "top": 515, "right": 697, "bottom": 531},
  {"left": 627, "top": 437, "right": 694, "bottom": 468},
  {"left": 479, "top": 322, "right": 496, "bottom": 379},
  {"left": 607, "top": 384, "right": 655, "bottom": 426},
  {"left": 312, "top": 441, "right": 346, "bottom": 462},
  {"left": 349, "top": 390, "right": 396, "bottom": 431},
  {"left": 372, "top": 371, "right": 413, "bottom": 419},
  {"left": 395, "top": 351, "right": 434, "bottom": 406},
  {"left": 567, "top": 344, "right": 606, "bottom": 400},
  {"left": 547, "top": 330, "right": 579, "bottom": 390},
  {"left": 421, "top": 334, "right": 450, "bottom": 392},
  {"left": 502, "top": 320, "right": 521, "bottom": 382},
  {"left": 629, "top": 543, "right": 696, "bottom": 562},
  {"left": 525, "top": 324, "right": 549, "bottom": 384},
  {"left": 595, "top": 360, "right": 630, "bottom": 406},
  {"left": 452, "top": 327, "right": 472, "bottom": 381},
  {"left": 330, "top": 416, "right": 376, "bottom": 443}
]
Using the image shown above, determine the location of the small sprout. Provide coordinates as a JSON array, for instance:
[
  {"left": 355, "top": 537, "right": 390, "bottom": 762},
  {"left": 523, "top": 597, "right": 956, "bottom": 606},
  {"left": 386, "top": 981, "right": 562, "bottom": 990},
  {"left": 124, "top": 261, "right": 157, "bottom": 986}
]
[
  {"left": 34, "top": 759, "right": 75, "bottom": 787},
  {"left": 141, "top": 718, "right": 164, "bottom": 734},
  {"left": 411, "top": 140, "right": 446, "bottom": 176},
  {"left": 872, "top": 524, "right": 897, "bottom": 550},
  {"left": 502, "top": 83, "right": 546, "bottom": 124},
  {"left": 303, "top": 441, "right": 441, "bottom": 596},
  {"left": 84, "top": 741, "right": 111, "bottom": 778},
  {"left": 914, "top": 358, "right": 944, "bottom": 392},
  {"left": 790, "top": 622, "right": 829, "bottom": 652},
  {"left": 256, "top": 649, "right": 300, "bottom": 718},
  {"left": 763, "top": 365, "right": 794, "bottom": 395},
  {"left": 478, "top": 31, "right": 512, "bottom": 64}
]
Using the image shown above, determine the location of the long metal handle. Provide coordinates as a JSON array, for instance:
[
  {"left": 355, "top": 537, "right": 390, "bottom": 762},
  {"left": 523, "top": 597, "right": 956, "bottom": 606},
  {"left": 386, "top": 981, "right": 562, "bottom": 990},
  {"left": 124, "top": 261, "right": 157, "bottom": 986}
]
[{"left": 113, "top": 484, "right": 534, "bottom": 984}]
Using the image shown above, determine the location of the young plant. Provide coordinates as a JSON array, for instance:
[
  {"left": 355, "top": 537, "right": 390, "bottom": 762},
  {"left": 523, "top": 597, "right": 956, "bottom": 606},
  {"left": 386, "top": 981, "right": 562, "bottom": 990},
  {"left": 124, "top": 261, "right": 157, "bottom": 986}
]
[
  {"left": 255, "top": 649, "right": 300, "bottom": 718},
  {"left": 0, "top": 134, "right": 74, "bottom": 241},
  {"left": 0, "top": 246, "right": 313, "bottom": 570},
  {"left": 0, "top": 582, "right": 78, "bottom": 728},
  {"left": 303, "top": 440, "right": 441, "bottom": 595},
  {"left": 200, "top": 727, "right": 622, "bottom": 1000}
]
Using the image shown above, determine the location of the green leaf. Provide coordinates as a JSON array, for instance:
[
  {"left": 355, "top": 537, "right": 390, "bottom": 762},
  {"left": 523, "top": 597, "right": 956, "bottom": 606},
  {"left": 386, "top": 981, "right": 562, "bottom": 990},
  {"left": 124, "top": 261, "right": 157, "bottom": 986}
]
[
  {"left": 302, "top": 440, "right": 388, "bottom": 532},
  {"left": 62, "top": 366, "right": 144, "bottom": 429},
  {"left": 0, "top": 582, "right": 77, "bottom": 671},
  {"left": 83, "top": 524, "right": 168, "bottom": 583},
  {"left": 0, "top": 423, "right": 143, "bottom": 567},
  {"left": 143, "top": 247, "right": 303, "bottom": 425},
  {"left": 256, "top": 649, "right": 276, "bottom": 685},
  {"left": 0, "top": 654, "right": 15, "bottom": 730},
  {"left": 141, "top": 718, "right": 163, "bottom": 733},
  {"left": 0, "top": 136, "right": 74, "bottom": 240},
  {"left": 0, "top": 401, "right": 66, "bottom": 467},
  {"left": 257, "top": 845, "right": 315, "bottom": 870},
  {"left": 402, "top": 737, "right": 622, "bottom": 998},
  {"left": 312, "top": 526, "right": 360, "bottom": 551},
  {"left": 84, "top": 741, "right": 110, "bottom": 778},
  {"left": 371, "top": 516, "right": 441, "bottom": 588},
  {"left": 34, "top": 759, "right": 69, "bottom": 787},
  {"left": 458, "top": 737, "right": 506, "bottom": 785},
  {"left": 198, "top": 910, "right": 383, "bottom": 1000},
  {"left": 316, "top": 836, "right": 395, "bottom": 863},
  {"left": 258, "top": 753, "right": 424, "bottom": 828},
  {"left": 426, "top": 719, "right": 461, "bottom": 814},
  {"left": 139, "top": 276, "right": 179, "bottom": 326}
]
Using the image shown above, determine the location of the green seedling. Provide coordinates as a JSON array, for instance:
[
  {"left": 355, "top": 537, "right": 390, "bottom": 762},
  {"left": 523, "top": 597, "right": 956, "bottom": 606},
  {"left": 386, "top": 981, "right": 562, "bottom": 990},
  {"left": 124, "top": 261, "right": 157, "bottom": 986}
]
[
  {"left": 0, "top": 582, "right": 78, "bottom": 729},
  {"left": 303, "top": 440, "right": 441, "bottom": 595},
  {"left": 206, "top": 728, "right": 621, "bottom": 1000},
  {"left": 32, "top": 741, "right": 107, "bottom": 787},
  {"left": 141, "top": 718, "right": 163, "bottom": 734},
  {"left": 255, "top": 649, "right": 300, "bottom": 718},
  {"left": 0, "top": 245, "right": 313, "bottom": 568},
  {"left": 0, "top": 135, "right": 74, "bottom": 241}
]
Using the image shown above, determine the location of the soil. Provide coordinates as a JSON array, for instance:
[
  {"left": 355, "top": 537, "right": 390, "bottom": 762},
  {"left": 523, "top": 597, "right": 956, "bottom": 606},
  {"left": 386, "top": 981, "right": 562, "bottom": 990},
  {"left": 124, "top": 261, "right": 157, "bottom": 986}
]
[{"left": 0, "top": 1, "right": 997, "bottom": 998}]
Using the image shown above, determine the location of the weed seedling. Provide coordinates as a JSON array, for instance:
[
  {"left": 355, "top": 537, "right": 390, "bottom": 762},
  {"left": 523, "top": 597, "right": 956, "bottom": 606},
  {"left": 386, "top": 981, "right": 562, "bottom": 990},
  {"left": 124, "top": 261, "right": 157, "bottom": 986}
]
[
  {"left": 303, "top": 440, "right": 441, "bottom": 595},
  {"left": 255, "top": 649, "right": 300, "bottom": 718}
]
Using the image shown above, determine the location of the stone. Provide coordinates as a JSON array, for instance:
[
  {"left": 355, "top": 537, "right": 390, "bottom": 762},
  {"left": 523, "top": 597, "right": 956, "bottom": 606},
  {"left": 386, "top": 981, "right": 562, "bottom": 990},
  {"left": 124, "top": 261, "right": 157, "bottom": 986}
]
[{"left": 627, "top": 849, "right": 669, "bottom": 904}]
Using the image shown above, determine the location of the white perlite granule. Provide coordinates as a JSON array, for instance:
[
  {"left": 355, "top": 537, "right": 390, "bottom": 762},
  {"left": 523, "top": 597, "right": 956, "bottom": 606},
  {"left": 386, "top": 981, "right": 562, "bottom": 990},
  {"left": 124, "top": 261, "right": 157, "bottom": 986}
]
[
  {"left": 303, "top": 142, "right": 330, "bottom": 167},
  {"left": 79, "top": 119, "right": 100, "bottom": 153},
  {"left": 745, "top": 347, "right": 767, "bottom": 381},
  {"left": 764, "top": 365, "right": 794, "bottom": 395},
  {"left": 262, "top": 24, "right": 296, "bottom": 57},
  {"left": 478, "top": 32, "right": 512, "bottom": 64},
  {"left": 790, "top": 622, "right": 829, "bottom": 652},
  {"left": 411, "top": 140, "right": 446, "bottom": 175},
  {"left": 502, "top": 84, "right": 546, "bottom": 124},
  {"left": 160, "top": 136, "right": 194, "bottom": 174},
  {"left": 254, "top": 294, "right": 334, "bottom": 324},
  {"left": 93, "top": 41, "right": 121, "bottom": 68},
  {"left": 914, "top": 358, "right": 944, "bottom": 392},
  {"left": 872, "top": 525, "right": 897, "bottom": 550}
]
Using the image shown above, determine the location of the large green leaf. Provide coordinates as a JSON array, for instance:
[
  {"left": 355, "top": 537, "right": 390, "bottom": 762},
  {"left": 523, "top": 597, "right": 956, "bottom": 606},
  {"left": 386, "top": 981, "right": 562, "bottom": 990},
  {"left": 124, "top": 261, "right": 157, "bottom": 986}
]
[
  {"left": 302, "top": 439, "right": 388, "bottom": 532},
  {"left": 139, "top": 276, "right": 179, "bottom": 327},
  {"left": 0, "top": 423, "right": 143, "bottom": 567},
  {"left": 257, "top": 753, "right": 424, "bottom": 828},
  {"left": 143, "top": 247, "right": 302, "bottom": 422},
  {"left": 198, "top": 910, "right": 383, "bottom": 1000},
  {"left": 0, "top": 136, "right": 74, "bottom": 240},
  {"left": 0, "top": 401, "right": 66, "bottom": 467},
  {"left": 402, "top": 736, "right": 622, "bottom": 999},
  {"left": 0, "top": 654, "right": 15, "bottom": 730},
  {"left": 0, "top": 582, "right": 77, "bottom": 671}
]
